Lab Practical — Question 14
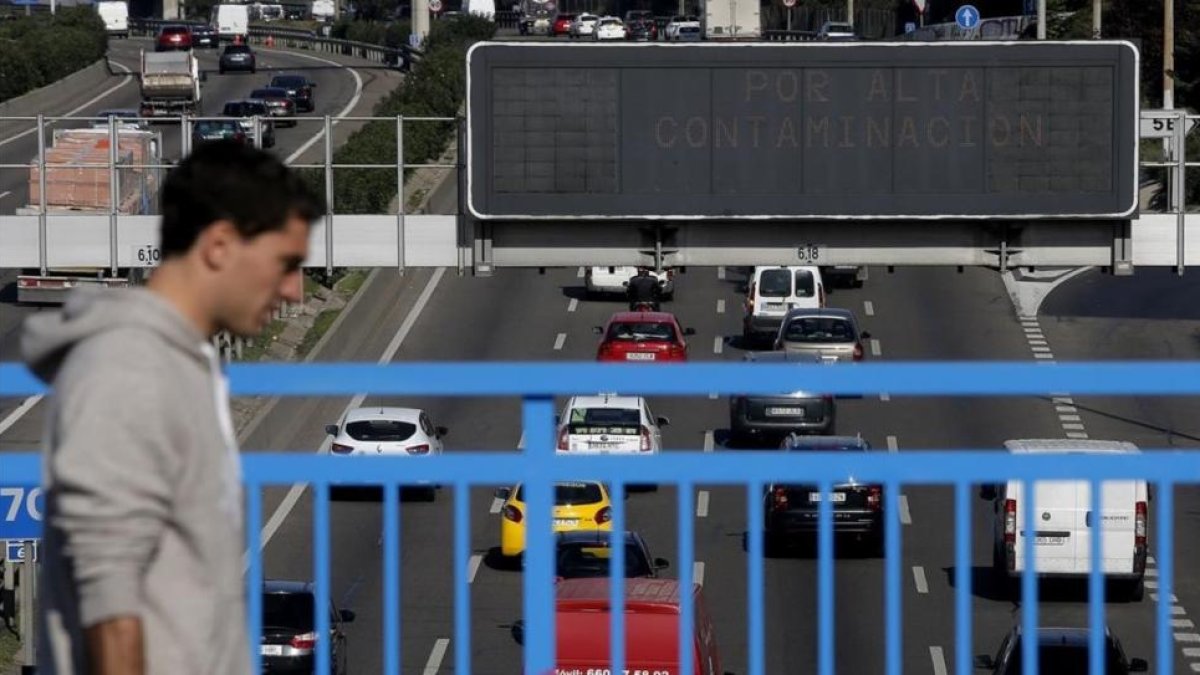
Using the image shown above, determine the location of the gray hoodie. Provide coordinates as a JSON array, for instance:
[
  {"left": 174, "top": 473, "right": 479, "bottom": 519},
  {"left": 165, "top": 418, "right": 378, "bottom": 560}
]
[{"left": 22, "top": 287, "right": 250, "bottom": 675}]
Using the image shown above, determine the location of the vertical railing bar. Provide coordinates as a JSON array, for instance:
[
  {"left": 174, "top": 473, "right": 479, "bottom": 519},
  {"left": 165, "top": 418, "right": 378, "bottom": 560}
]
[
  {"left": 36, "top": 113, "right": 47, "bottom": 276},
  {"left": 396, "top": 114, "right": 406, "bottom": 275},
  {"left": 1020, "top": 478, "right": 1038, "bottom": 675},
  {"left": 314, "top": 481, "right": 332, "bottom": 675},
  {"left": 818, "top": 478, "right": 834, "bottom": 675},
  {"left": 108, "top": 113, "right": 118, "bottom": 276},
  {"left": 1156, "top": 480, "right": 1174, "bottom": 675},
  {"left": 323, "top": 114, "right": 334, "bottom": 276},
  {"left": 245, "top": 480, "right": 263, "bottom": 675},
  {"left": 383, "top": 474, "right": 401, "bottom": 675},
  {"left": 454, "top": 480, "right": 472, "bottom": 675},
  {"left": 747, "top": 480, "right": 765, "bottom": 675},
  {"left": 678, "top": 481, "right": 695, "bottom": 675},
  {"left": 885, "top": 478, "right": 901, "bottom": 675},
  {"left": 522, "top": 396, "right": 556, "bottom": 675},
  {"left": 609, "top": 480, "right": 625, "bottom": 675},
  {"left": 1088, "top": 479, "right": 1104, "bottom": 675},
  {"left": 954, "top": 481, "right": 972, "bottom": 675}
]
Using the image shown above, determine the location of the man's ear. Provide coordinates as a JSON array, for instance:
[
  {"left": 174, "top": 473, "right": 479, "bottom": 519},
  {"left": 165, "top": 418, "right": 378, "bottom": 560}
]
[{"left": 197, "top": 220, "right": 241, "bottom": 271}]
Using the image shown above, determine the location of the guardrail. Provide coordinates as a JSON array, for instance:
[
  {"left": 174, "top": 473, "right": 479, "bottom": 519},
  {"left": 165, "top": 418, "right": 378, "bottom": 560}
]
[
  {"left": 2, "top": 361, "right": 1198, "bottom": 675},
  {"left": 129, "top": 17, "right": 420, "bottom": 70}
]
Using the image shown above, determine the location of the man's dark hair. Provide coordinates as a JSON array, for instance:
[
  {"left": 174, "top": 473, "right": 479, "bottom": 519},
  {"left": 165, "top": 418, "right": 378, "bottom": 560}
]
[{"left": 160, "top": 140, "right": 325, "bottom": 258}]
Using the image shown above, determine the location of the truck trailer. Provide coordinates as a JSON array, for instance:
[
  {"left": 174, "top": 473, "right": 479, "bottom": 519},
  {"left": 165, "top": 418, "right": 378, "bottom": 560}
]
[{"left": 139, "top": 49, "right": 203, "bottom": 118}]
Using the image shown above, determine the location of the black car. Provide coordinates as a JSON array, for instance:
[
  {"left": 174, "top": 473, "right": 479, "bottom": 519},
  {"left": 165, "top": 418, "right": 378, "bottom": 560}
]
[
  {"left": 248, "top": 87, "right": 297, "bottom": 126},
  {"left": 269, "top": 74, "right": 317, "bottom": 113},
  {"left": 975, "top": 625, "right": 1148, "bottom": 674},
  {"left": 192, "top": 119, "right": 247, "bottom": 146},
  {"left": 219, "top": 44, "right": 256, "bottom": 74},
  {"left": 191, "top": 23, "right": 219, "bottom": 48},
  {"left": 222, "top": 100, "right": 276, "bottom": 148},
  {"left": 626, "top": 18, "right": 657, "bottom": 40},
  {"left": 729, "top": 351, "right": 835, "bottom": 445},
  {"left": 261, "top": 580, "right": 355, "bottom": 675},
  {"left": 554, "top": 530, "right": 670, "bottom": 580},
  {"left": 761, "top": 433, "right": 883, "bottom": 556}
]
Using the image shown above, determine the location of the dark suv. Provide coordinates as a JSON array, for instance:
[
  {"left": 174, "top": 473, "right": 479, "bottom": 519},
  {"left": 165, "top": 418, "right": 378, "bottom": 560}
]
[
  {"left": 261, "top": 580, "right": 355, "bottom": 674},
  {"left": 222, "top": 100, "right": 276, "bottom": 148},
  {"left": 269, "top": 74, "right": 317, "bottom": 113},
  {"left": 729, "top": 351, "right": 835, "bottom": 446},
  {"left": 975, "top": 625, "right": 1148, "bottom": 674}
]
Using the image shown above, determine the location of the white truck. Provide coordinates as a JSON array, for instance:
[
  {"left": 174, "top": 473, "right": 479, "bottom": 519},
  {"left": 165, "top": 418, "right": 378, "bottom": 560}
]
[
  {"left": 211, "top": 3, "right": 250, "bottom": 41},
  {"left": 17, "top": 128, "right": 163, "bottom": 305},
  {"left": 139, "top": 50, "right": 203, "bottom": 118},
  {"left": 310, "top": 0, "right": 336, "bottom": 20},
  {"left": 96, "top": 0, "right": 130, "bottom": 38},
  {"left": 703, "top": 0, "right": 760, "bottom": 39}
]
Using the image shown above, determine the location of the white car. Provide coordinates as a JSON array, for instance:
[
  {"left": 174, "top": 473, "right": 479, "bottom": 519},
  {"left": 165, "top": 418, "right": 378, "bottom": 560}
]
[
  {"left": 585, "top": 266, "right": 675, "bottom": 299},
  {"left": 593, "top": 16, "right": 626, "bottom": 40},
  {"left": 324, "top": 406, "right": 447, "bottom": 499},
  {"left": 556, "top": 395, "right": 668, "bottom": 455},
  {"left": 569, "top": 13, "right": 598, "bottom": 37},
  {"left": 664, "top": 14, "right": 699, "bottom": 40}
]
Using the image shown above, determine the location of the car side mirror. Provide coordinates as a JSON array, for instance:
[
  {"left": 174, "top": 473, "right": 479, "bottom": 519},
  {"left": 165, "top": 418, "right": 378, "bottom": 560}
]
[
  {"left": 510, "top": 619, "right": 525, "bottom": 645},
  {"left": 436, "top": 425, "right": 448, "bottom": 438},
  {"left": 339, "top": 609, "right": 356, "bottom": 623},
  {"left": 592, "top": 326, "right": 604, "bottom": 335},
  {"left": 683, "top": 327, "right": 696, "bottom": 336},
  {"left": 324, "top": 424, "right": 339, "bottom": 436},
  {"left": 979, "top": 485, "right": 997, "bottom": 501},
  {"left": 973, "top": 655, "right": 995, "bottom": 670},
  {"left": 621, "top": 280, "right": 629, "bottom": 287},
  {"left": 494, "top": 487, "right": 511, "bottom": 500},
  {"left": 1128, "top": 658, "right": 1148, "bottom": 672},
  {"left": 656, "top": 416, "right": 670, "bottom": 427},
  {"left": 654, "top": 557, "right": 670, "bottom": 569},
  {"left": 859, "top": 330, "right": 872, "bottom": 340}
]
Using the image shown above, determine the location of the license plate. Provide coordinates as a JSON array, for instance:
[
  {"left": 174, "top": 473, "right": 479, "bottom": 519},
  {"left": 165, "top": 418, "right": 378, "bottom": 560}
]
[
  {"left": 261, "top": 645, "right": 283, "bottom": 656},
  {"left": 626, "top": 352, "right": 656, "bottom": 361},
  {"left": 1035, "top": 536, "right": 1067, "bottom": 545},
  {"left": 766, "top": 407, "right": 806, "bottom": 417},
  {"left": 821, "top": 355, "right": 840, "bottom": 363},
  {"left": 763, "top": 302, "right": 785, "bottom": 310},
  {"left": 809, "top": 493, "right": 847, "bottom": 503},
  {"left": 554, "top": 518, "right": 578, "bottom": 527}
]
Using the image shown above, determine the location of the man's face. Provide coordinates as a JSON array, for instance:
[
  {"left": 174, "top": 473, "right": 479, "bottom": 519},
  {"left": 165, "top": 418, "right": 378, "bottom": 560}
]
[{"left": 219, "top": 215, "right": 310, "bottom": 337}]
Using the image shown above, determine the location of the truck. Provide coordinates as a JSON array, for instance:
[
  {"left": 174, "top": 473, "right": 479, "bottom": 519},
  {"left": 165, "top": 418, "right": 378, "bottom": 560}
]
[
  {"left": 139, "top": 50, "right": 203, "bottom": 118},
  {"left": 702, "top": 0, "right": 760, "bottom": 39},
  {"left": 16, "top": 128, "right": 164, "bottom": 305},
  {"left": 96, "top": 0, "right": 130, "bottom": 38},
  {"left": 211, "top": 3, "right": 250, "bottom": 41}
]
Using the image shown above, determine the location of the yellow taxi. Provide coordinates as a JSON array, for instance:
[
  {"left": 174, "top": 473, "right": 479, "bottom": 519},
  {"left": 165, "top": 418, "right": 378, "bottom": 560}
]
[{"left": 496, "top": 481, "right": 613, "bottom": 557}]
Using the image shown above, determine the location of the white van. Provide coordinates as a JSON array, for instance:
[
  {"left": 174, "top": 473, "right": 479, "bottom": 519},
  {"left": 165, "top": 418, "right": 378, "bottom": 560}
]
[
  {"left": 742, "top": 265, "right": 825, "bottom": 344},
  {"left": 96, "top": 0, "right": 130, "bottom": 38},
  {"left": 983, "top": 439, "right": 1148, "bottom": 601},
  {"left": 465, "top": 0, "right": 496, "bottom": 20},
  {"left": 211, "top": 4, "right": 250, "bottom": 41}
]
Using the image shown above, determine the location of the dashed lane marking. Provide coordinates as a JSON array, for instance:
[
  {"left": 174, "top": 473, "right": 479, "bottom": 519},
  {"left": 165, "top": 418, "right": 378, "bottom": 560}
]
[
  {"left": 703, "top": 430, "right": 714, "bottom": 453},
  {"left": 693, "top": 561, "right": 706, "bottom": 586},
  {"left": 696, "top": 491, "right": 709, "bottom": 518},
  {"left": 930, "top": 646, "right": 948, "bottom": 675},
  {"left": 423, "top": 638, "right": 450, "bottom": 675},
  {"left": 490, "top": 498, "right": 504, "bottom": 514},
  {"left": 863, "top": 300, "right": 875, "bottom": 317},
  {"left": 576, "top": 266, "right": 585, "bottom": 278},
  {"left": 717, "top": 266, "right": 726, "bottom": 280},
  {"left": 713, "top": 337, "right": 724, "bottom": 355},
  {"left": 913, "top": 566, "right": 929, "bottom": 594},
  {"left": 887, "top": 435, "right": 898, "bottom": 453},
  {"left": 717, "top": 299, "right": 725, "bottom": 314},
  {"left": 899, "top": 495, "right": 912, "bottom": 525},
  {"left": 870, "top": 339, "right": 882, "bottom": 357},
  {"left": 467, "top": 554, "right": 482, "bottom": 583},
  {"left": 568, "top": 298, "right": 578, "bottom": 312},
  {"left": 553, "top": 332, "right": 567, "bottom": 350}
]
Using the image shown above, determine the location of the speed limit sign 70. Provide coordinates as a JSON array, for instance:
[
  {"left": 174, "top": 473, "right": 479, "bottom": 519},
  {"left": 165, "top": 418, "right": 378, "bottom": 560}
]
[
  {"left": 783, "top": 0, "right": 796, "bottom": 7},
  {"left": 429, "top": 0, "right": 443, "bottom": 12}
]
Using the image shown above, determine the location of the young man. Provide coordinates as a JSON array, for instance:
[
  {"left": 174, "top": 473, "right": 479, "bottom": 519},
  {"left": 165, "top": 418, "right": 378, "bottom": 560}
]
[{"left": 21, "top": 140, "right": 322, "bottom": 675}]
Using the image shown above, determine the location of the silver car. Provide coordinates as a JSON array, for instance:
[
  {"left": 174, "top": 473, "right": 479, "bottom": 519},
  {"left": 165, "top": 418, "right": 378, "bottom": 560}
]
[{"left": 774, "top": 308, "right": 870, "bottom": 362}]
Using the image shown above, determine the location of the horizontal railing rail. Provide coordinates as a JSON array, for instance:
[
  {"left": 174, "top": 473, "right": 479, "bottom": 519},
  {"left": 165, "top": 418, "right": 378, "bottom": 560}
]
[{"left": 2, "top": 361, "right": 1198, "bottom": 675}]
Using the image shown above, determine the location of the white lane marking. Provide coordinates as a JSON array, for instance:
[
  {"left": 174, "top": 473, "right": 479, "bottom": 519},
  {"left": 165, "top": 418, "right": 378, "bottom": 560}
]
[
  {"left": 880, "top": 392, "right": 891, "bottom": 401},
  {"left": 553, "top": 332, "right": 567, "bottom": 350},
  {"left": 1058, "top": 414, "right": 1082, "bottom": 422},
  {"left": 716, "top": 299, "right": 725, "bottom": 314},
  {"left": 1176, "top": 633, "right": 1200, "bottom": 643},
  {"left": 490, "top": 497, "right": 504, "bottom": 514},
  {"left": 258, "top": 268, "right": 446, "bottom": 552},
  {"left": 1055, "top": 405, "right": 1077, "bottom": 413},
  {"left": 1147, "top": 567, "right": 1159, "bottom": 578},
  {"left": 1187, "top": 663, "right": 1200, "bottom": 673},
  {"left": 1153, "top": 593, "right": 1180, "bottom": 603},
  {"left": 1149, "top": 555, "right": 1157, "bottom": 564},
  {"left": 713, "top": 336, "right": 723, "bottom": 355},
  {"left": 423, "top": 638, "right": 450, "bottom": 675},
  {"left": 930, "top": 646, "right": 948, "bottom": 675},
  {"left": 1173, "top": 619, "right": 1196, "bottom": 629},
  {"left": 717, "top": 266, "right": 726, "bottom": 280},
  {"left": 1034, "top": 353, "right": 1055, "bottom": 359},
  {"left": 703, "top": 430, "right": 714, "bottom": 453},
  {"left": 1185, "top": 647, "right": 1200, "bottom": 657},
  {"left": 1052, "top": 396, "right": 1075, "bottom": 404},
  {"left": 1066, "top": 432, "right": 1090, "bottom": 440},
  {"left": 0, "top": 396, "right": 43, "bottom": 437},
  {"left": 693, "top": 561, "right": 705, "bottom": 586},
  {"left": 886, "top": 435, "right": 898, "bottom": 453},
  {"left": 1062, "top": 423, "right": 1086, "bottom": 431},
  {"left": 912, "top": 566, "right": 929, "bottom": 594},
  {"left": 899, "top": 495, "right": 912, "bottom": 525},
  {"left": 870, "top": 339, "right": 882, "bottom": 357},
  {"left": 282, "top": 52, "right": 364, "bottom": 164},
  {"left": 1173, "top": 606, "right": 1186, "bottom": 616},
  {"left": 696, "top": 491, "right": 709, "bottom": 518},
  {"left": 0, "top": 190, "right": 11, "bottom": 200},
  {"left": 0, "top": 59, "right": 133, "bottom": 149},
  {"left": 576, "top": 266, "right": 585, "bottom": 278},
  {"left": 863, "top": 300, "right": 875, "bottom": 316},
  {"left": 1031, "top": 346, "right": 1053, "bottom": 353},
  {"left": 568, "top": 298, "right": 578, "bottom": 312},
  {"left": 467, "top": 554, "right": 483, "bottom": 584},
  {"left": 709, "top": 392, "right": 719, "bottom": 400},
  {"left": 1147, "top": 580, "right": 1160, "bottom": 590},
  {"left": 1028, "top": 339, "right": 1049, "bottom": 347}
]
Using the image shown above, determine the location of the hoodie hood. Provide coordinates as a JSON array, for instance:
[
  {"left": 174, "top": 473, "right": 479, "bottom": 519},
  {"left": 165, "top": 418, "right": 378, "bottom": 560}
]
[{"left": 21, "top": 286, "right": 209, "bottom": 385}]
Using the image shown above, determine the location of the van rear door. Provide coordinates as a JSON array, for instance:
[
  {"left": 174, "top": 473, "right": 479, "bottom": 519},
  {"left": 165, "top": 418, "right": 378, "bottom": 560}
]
[
  {"left": 1076, "top": 480, "right": 1139, "bottom": 574},
  {"left": 1015, "top": 480, "right": 1079, "bottom": 574}
]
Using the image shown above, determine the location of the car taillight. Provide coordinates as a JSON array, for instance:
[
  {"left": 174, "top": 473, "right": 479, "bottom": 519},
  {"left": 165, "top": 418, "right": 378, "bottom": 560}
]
[
  {"left": 819, "top": 285, "right": 826, "bottom": 308},
  {"left": 597, "top": 343, "right": 614, "bottom": 360},
  {"left": 289, "top": 632, "right": 317, "bottom": 650},
  {"left": 668, "top": 345, "right": 686, "bottom": 361},
  {"left": 1135, "top": 501, "right": 1147, "bottom": 547},
  {"left": 1004, "top": 499, "right": 1017, "bottom": 544},
  {"left": 557, "top": 427, "right": 570, "bottom": 451},
  {"left": 595, "top": 506, "right": 612, "bottom": 524},
  {"left": 866, "top": 485, "right": 882, "bottom": 511},
  {"left": 771, "top": 487, "right": 789, "bottom": 511},
  {"left": 746, "top": 282, "right": 756, "bottom": 312},
  {"left": 331, "top": 443, "right": 353, "bottom": 455},
  {"left": 406, "top": 444, "right": 430, "bottom": 455},
  {"left": 639, "top": 425, "right": 651, "bottom": 452},
  {"left": 853, "top": 342, "right": 864, "bottom": 361},
  {"left": 503, "top": 504, "right": 523, "bottom": 523}
]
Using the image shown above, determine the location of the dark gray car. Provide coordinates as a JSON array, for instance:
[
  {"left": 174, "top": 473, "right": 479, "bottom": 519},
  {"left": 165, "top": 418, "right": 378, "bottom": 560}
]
[
  {"left": 974, "top": 625, "right": 1148, "bottom": 674},
  {"left": 219, "top": 44, "right": 256, "bottom": 73},
  {"left": 260, "top": 580, "right": 355, "bottom": 675},
  {"left": 222, "top": 99, "right": 276, "bottom": 148},
  {"left": 774, "top": 307, "right": 870, "bottom": 363},
  {"left": 729, "top": 351, "right": 835, "bottom": 445}
]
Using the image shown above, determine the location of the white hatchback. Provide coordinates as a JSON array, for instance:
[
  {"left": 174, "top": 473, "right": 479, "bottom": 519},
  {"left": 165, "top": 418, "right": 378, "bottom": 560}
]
[
  {"left": 593, "top": 16, "right": 626, "bottom": 40},
  {"left": 570, "top": 13, "right": 598, "bottom": 37},
  {"left": 556, "top": 395, "right": 667, "bottom": 455},
  {"left": 325, "top": 407, "right": 447, "bottom": 499}
]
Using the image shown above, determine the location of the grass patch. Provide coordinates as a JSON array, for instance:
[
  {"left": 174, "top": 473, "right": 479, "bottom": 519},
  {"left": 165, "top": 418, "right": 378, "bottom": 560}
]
[
  {"left": 304, "top": 274, "right": 321, "bottom": 297},
  {"left": 0, "top": 625, "right": 20, "bottom": 672},
  {"left": 242, "top": 319, "right": 287, "bottom": 362},
  {"left": 334, "top": 269, "right": 367, "bottom": 296},
  {"left": 297, "top": 309, "right": 340, "bottom": 358}
]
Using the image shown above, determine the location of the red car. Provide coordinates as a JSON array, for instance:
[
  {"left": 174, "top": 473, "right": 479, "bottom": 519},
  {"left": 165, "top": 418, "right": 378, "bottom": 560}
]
[
  {"left": 553, "top": 13, "right": 576, "bottom": 35},
  {"left": 593, "top": 311, "right": 695, "bottom": 363},
  {"left": 155, "top": 25, "right": 193, "bottom": 51}
]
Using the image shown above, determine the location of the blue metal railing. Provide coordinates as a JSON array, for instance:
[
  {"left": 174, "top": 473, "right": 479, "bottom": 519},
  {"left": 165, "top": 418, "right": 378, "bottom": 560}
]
[{"left": 3, "top": 361, "right": 1199, "bottom": 675}]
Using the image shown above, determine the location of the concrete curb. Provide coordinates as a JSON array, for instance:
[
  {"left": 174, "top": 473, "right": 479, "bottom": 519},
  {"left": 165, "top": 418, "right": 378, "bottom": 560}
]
[{"left": 0, "top": 59, "right": 115, "bottom": 117}]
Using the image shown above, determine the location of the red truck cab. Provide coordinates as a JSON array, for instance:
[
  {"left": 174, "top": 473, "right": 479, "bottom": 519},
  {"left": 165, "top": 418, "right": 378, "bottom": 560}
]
[
  {"left": 554, "top": 578, "right": 727, "bottom": 675},
  {"left": 594, "top": 311, "right": 695, "bottom": 363}
]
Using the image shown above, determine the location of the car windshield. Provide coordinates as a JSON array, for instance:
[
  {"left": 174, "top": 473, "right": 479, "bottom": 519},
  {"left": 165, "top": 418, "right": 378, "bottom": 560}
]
[
  {"left": 263, "top": 593, "right": 314, "bottom": 631},
  {"left": 344, "top": 420, "right": 417, "bottom": 442},
  {"left": 758, "top": 269, "right": 792, "bottom": 297},
  {"left": 600, "top": 18, "right": 619, "bottom": 25},
  {"left": 272, "top": 76, "right": 306, "bottom": 87},
  {"left": 568, "top": 407, "right": 640, "bottom": 434},
  {"left": 606, "top": 321, "right": 676, "bottom": 342},
  {"left": 1001, "top": 643, "right": 1127, "bottom": 675},
  {"left": 557, "top": 542, "right": 651, "bottom": 578},
  {"left": 516, "top": 482, "right": 604, "bottom": 505},
  {"left": 783, "top": 317, "right": 855, "bottom": 344}
]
